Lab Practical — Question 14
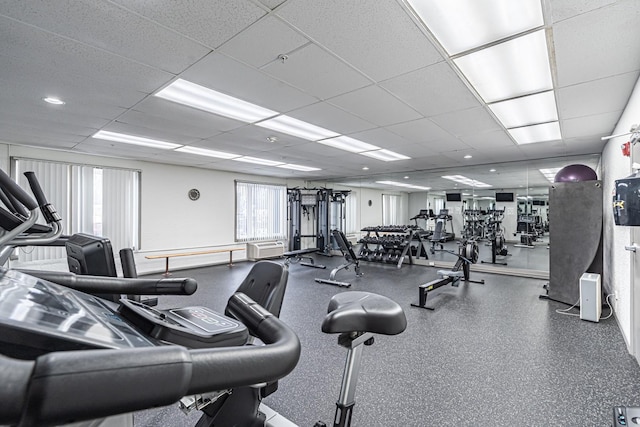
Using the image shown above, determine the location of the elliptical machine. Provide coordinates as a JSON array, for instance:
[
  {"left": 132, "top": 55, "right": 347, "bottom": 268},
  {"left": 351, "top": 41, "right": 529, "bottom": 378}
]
[{"left": 0, "top": 168, "right": 407, "bottom": 427}]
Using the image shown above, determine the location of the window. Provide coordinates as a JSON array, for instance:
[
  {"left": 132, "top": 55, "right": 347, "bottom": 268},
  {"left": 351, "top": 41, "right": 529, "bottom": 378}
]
[
  {"left": 12, "top": 158, "right": 140, "bottom": 263},
  {"left": 382, "top": 194, "right": 403, "bottom": 226},
  {"left": 344, "top": 192, "right": 358, "bottom": 234},
  {"left": 434, "top": 197, "right": 445, "bottom": 214},
  {"left": 235, "top": 181, "right": 286, "bottom": 242}
]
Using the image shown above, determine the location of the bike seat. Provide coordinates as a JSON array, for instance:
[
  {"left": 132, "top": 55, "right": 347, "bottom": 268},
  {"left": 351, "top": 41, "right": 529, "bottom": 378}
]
[{"left": 321, "top": 291, "right": 407, "bottom": 336}]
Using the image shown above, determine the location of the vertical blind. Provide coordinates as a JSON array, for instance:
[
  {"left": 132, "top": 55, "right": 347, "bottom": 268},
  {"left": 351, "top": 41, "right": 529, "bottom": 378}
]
[
  {"left": 12, "top": 159, "right": 140, "bottom": 263},
  {"left": 235, "top": 181, "right": 286, "bottom": 242},
  {"left": 382, "top": 194, "right": 404, "bottom": 226},
  {"left": 344, "top": 192, "right": 357, "bottom": 234}
]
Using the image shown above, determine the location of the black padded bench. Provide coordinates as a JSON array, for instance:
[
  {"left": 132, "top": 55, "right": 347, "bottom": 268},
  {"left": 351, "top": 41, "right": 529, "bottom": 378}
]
[{"left": 282, "top": 248, "right": 326, "bottom": 269}]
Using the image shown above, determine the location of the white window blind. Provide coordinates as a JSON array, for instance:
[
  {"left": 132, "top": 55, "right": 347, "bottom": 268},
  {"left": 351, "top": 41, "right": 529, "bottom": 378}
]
[
  {"left": 235, "top": 181, "right": 286, "bottom": 242},
  {"left": 434, "top": 197, "right": 445, "bottom": 214},
  {"left": 345, "top": 192, "right": 357, "bottom": 234},
  {"left": 12, "top": 159, "right": 140, "bottom": 263},
  {"left": 382, "top": 194, "right": 403, "bottom": 226}
]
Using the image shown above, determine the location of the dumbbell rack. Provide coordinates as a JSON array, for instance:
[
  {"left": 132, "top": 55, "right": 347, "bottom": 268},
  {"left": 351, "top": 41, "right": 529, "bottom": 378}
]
[{"left": 357, "top": 226, "right": 427, "bottom": 269}]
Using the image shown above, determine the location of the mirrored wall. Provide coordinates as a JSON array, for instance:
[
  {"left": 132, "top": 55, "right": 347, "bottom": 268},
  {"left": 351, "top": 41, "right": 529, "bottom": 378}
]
[{"left": 311, "top": 154, "right": 601, "bottom": 277}]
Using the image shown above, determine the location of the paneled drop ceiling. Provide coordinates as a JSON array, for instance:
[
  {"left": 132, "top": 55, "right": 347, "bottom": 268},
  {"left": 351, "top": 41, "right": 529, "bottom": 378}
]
[{"left": 0, "top": 0, "right": 638, "bottom": 190}]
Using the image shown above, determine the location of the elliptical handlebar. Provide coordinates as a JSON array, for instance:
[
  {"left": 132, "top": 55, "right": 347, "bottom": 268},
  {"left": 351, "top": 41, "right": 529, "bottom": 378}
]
[
  {"left": 0, "top": 292, "right": 302, "bottom": 426},
  {"left": 19, "top": 269, "right": 198, "bottom": 296},
  {"left": 0, "top": 168, "right": 38, "bottom": 211}
]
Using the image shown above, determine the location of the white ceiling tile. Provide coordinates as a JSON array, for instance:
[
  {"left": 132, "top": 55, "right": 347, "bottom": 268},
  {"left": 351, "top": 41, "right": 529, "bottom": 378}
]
[
  {"left": 518, "top": 140, "right": 569, "bottom": 158},
  {"left": 0, "top": 126, "right": 84, "bottom": 148},
  {"left": 561, "top": 111, "right": 620, "bottom": 139},
  {"left": 328, "top": 86, "right": 422, "bottom": 127},
  {"left": 430, "top": 107, "right": 502, "bottom": 138},
  {"left": 257, "top": 0, "right": 287, "bottom": 10},
  {"left": 550, "top": 0, "right": 617, "bottom": 23},
  {"left": 381, "top": 62, "right": 480, "bottom": 117},
  {"left": 110, "top": 0, "right": 266, "bottom": 49},
  {"left": 347, "top": 128, "right": 412, "bottom": 151},
  {"left": 276, "top": 0, "right": 443, "bottom": 81},
  {"left": 182, "top": 52, "right": 318, "bottom": 113},
  {"left": 553, "top": 0, "right": 640, "bottom": 86},
  {"left": 0, "top": 111, "right": 98, "bottom": 138},
  {"left": 386, "top": 118, "right": 456, "bottom": 145},
  {"left": 262, "top": 43, "right": 371, "bottom": 99},
  {"left": 116, "top": 110, "right": 223, "bottom": 140},
  {"left": 0, "top": 102, "right": 111, "bottom": 130},
  {"left": 0, "top": 0, "right": 210, "bottom": 74},
  {"left": 563, "top": 136, "right": 607, "bottom": 154},
  {"left": 460, "top": 130, "right": 516, "bottom": 149},
  {"left": 0, "top": 17, "right": 174, "bottom": 93},
  {"left": 287, "top": 103, "right": 376, "bottom": 135},
  {"left": 219, "top": 16, "right": 308, "bottom": 68},
  {"left": 557, "top": 71, "right": 639, "bottom": 119}
]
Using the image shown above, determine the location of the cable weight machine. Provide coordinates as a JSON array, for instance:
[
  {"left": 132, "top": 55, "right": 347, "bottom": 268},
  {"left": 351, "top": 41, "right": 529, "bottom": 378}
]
[{"left": 288, "top": 188, "right": 350, "bottom": 255}]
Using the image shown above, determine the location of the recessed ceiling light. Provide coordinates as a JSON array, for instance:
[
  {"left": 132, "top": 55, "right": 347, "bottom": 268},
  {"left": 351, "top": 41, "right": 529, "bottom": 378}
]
[
  {"left": 406, "top": 0, "right": 543, "bottom": 55},
  {"left": 232, "top": 156, "right": 284, "bottom": 166},
  {"left": 155, "top": 78, "right": 278, "bottom": 123},
  {"left": 277, "top": 163, "right": 321, "bottom": 172},
  {"left": 317, "top": 136, "right": 379, "bottom": 153},
  {"left": 92, "top": 130, "right": 181, "bottom": 150},
  {"left": 508, "top": 121, "right": 561, "bottom": 144},
  {"left": 362, "top": 166, "right": 369, "bottom": 170},
  {"left": 454, "top": 30, "right": 553, "bottom": 103},
  {"left": 488, "top": 90, "right": 558, "bottom": 129},
  {"left": 360, "top": 149, "right": 411, "bottom": 162},
  {"left": 464, "top": 155, "right": 472, "bottom": 159},
  {"left": 43, "top": 97, "right": 65, "bottom": 105},
  {"left": 490, "top": 168, "right": 497, "bottom": 172},
  {"left": 404, "top": 176, "right": 409, "bottom": 179},
  {"left": 256, "top": 115, "right": 339, "bottom": 141},
  {"left": 175, "top": 146, "right": 240, "bottom": 159},
  {"left": 376, "top": 181, "right": 430, "bottom": 191},
  {"left": 442, "top": 175, "right": 492, "bottom": 188}
]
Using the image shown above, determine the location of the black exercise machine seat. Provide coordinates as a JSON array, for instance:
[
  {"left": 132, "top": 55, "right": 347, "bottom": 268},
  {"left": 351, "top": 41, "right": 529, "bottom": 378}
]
[
  {"left": 226, "top": 260, "right": 288, "bottom": 318},
  {"left": 321, "top": 291, "right": 407, "bottom": 336}
]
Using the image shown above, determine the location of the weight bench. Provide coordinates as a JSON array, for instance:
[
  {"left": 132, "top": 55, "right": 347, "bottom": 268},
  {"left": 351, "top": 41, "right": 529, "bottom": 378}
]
[
  {"left": 282, "top": 248, "right": 326, "bottom": 269},
  {"left": 315, "top": 230, "right": 362, "bottom": 288}
]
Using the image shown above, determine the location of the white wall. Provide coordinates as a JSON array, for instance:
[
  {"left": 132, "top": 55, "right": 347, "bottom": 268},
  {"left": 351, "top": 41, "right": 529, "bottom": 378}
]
[
  {"left": 602, "top": 76, "right": 640, "bottom": 347},
  {"left": 1, "top": 143, "right": 305, "bottom": 273}
]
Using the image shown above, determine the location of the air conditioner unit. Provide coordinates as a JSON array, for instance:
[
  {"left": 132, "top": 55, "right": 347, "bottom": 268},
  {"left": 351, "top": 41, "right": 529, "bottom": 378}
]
[
  {"left": 580, "top": 273, "right": 601, "bottom": 322},
  {"left": 247, "top": 241, "right": 285, "bottom": 261}
]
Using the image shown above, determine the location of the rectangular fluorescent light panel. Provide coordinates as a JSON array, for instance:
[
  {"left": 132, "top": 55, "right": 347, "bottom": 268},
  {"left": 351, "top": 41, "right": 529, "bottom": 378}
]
[
  {"left": 277, "top": 163, "right": 321, "bottom": 172},
  {"left": 509, "top": 121, "right": 561, "bottom": 144},
  {"left": 233, "top": 156, "right": 284, "bottom": 166},
  {"left": 92, "top": 130, "right": 181, "bottom": 149},
  {"left": 407, "top": 0, "right": 543, "bottom": 55},
  {"left": 489, "top": 91, "right": 558, "bottom": 129},
  {"left": 441, "top": 175, "right": 492, "bottom": 188},
  {"left": 155, "top": 78, "right": 278, "bottom": 123},
  {"left": 454, "top": 30, "right": 553, "bottom": 103},
  {"left": 360, "top": 149, "right": 411, "bottom": 162},
  {"left": 175, "top": 146, "right": 240, "bottom": 159},
  {"left": 317, "top": 136, "right": 380, "bottom": 153},
  {"left": 539, "top": 167, "right": 562, "bottom": 183},
  {"left": 376, "top": 181, "right": 430, "bottom": 191},
  {"left": 256, "top": 115, "right": 339, "bottom": 141}
]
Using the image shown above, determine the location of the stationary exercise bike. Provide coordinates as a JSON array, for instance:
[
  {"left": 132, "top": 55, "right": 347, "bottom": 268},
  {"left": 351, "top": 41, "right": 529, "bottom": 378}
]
[{"left": 0, "top": 168, "right": 407, "bottom": 427}]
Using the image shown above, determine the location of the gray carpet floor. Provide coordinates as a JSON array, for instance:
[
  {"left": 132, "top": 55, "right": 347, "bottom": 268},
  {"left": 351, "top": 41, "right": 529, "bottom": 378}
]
[{"left": 134, "top": 255, "right": 638, "bottom": 426}]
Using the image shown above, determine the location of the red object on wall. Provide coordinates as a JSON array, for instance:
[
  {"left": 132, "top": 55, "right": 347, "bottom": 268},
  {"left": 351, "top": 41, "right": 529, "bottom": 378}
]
[{"left": 622, "top": 141, "right": 631, "bottom": 157}]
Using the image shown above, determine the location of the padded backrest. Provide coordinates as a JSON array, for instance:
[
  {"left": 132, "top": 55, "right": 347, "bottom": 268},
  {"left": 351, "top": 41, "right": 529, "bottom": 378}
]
[
  {"left": 226, "top": 260, "right": 289, "bottom": 318},
  {"left": 331, "top": 229, "right": 357, "bottom": 261},
  {"left": 431, "top": 221, "right": 443, "bottom": 241}
]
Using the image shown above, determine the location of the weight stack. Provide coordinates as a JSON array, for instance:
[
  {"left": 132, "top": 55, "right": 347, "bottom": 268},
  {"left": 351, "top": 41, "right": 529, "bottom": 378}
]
[{"left": 547, "top": 181, "right": 603, "bottom": 306}]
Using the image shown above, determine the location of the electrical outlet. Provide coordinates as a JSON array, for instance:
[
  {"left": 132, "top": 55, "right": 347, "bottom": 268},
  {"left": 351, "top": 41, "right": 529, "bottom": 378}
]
[{"left": 429, "top": 261, "right": 435, "bottom": 266}]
